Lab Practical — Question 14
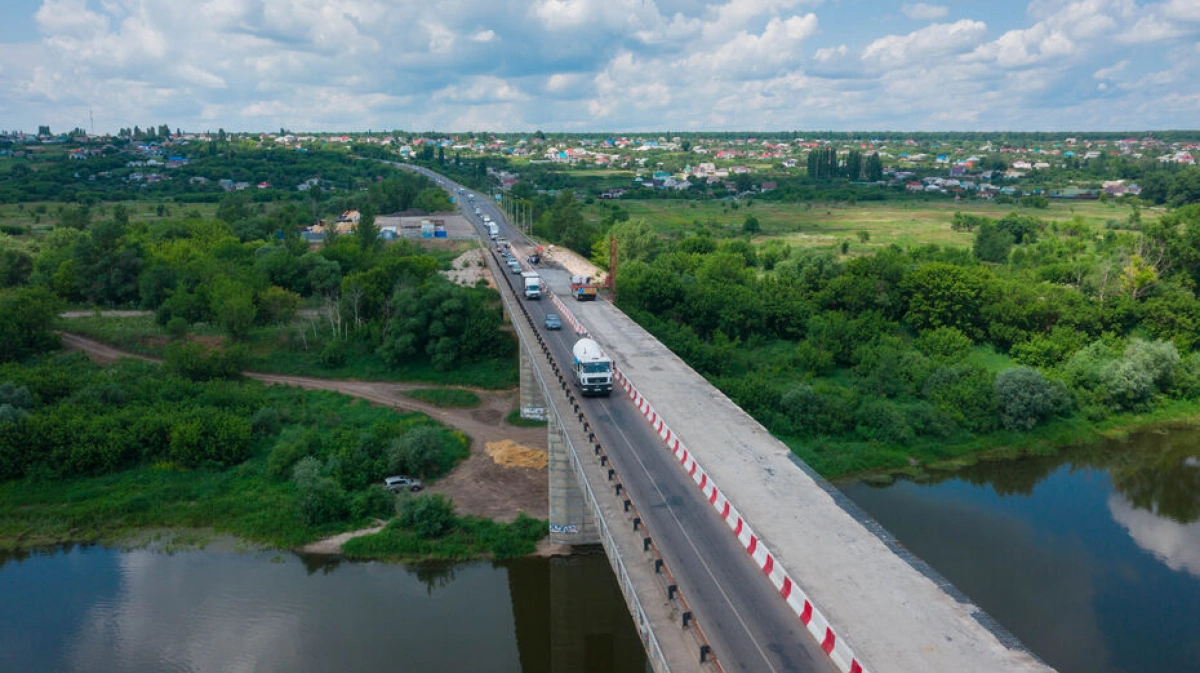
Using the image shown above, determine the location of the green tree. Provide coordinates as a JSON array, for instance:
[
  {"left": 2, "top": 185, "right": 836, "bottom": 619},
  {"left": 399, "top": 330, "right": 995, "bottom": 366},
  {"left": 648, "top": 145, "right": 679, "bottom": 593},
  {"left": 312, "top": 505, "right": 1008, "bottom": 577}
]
[
  {"left": 0, "top": 286, "right": 61, "bottom": 362},
  {"left": 292, "top": 456, "right": 349, "bottom": 525},
  {"left": 210, "top": 280, "right": 257, "bottom": 340},
  {"left": 901, "top": 263, "right": 990, "bottom": 339},
  {"left": 973, "top": 221, "right": 1015, "bottom": 263},
  {"left": 994, "top": 367, "right": 1070, "bottom": 431},
  {"left": 355, "top": 203, "right": 380, "bottom": 253},
  {"left": 397, "top": 493, "right": 456, "bottom": 538},
  {"left": 386, "top": 425, "right": 445, "bottom": 478},
  {"left": 257, "top": 286, "right": 301, "bottom": 325}
]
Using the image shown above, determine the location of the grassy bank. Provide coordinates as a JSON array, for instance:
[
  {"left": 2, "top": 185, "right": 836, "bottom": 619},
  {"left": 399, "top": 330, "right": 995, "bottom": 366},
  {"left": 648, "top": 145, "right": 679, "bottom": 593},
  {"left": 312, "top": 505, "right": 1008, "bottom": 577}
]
[
  {"left": 801, "top": 396, "right": 1200, "bottom": 479},
  {"left": 343, "top": 511, "right": 546, "bottom": 562},
  {"left": 0, "top": 353, "right": 531, "bottom": 561},
  {"left": 61, "top": 315, "right": 519, "bottom": 389}
]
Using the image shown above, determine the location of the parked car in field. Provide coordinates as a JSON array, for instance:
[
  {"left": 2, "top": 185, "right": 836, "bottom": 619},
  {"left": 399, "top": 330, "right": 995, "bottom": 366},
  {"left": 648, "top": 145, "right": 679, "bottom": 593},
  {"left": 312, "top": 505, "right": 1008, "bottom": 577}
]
[
  {"left": 544, "top": 313, "right": 562, "bottom": 330},
  {"left": 384, "top": 476, "right": 423, "bottom": 492}
]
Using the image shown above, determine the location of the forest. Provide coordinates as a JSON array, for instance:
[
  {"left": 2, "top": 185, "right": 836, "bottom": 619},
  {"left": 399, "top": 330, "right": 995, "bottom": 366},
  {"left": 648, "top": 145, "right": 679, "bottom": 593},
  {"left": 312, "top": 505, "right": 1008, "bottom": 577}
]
[
  {"left": 0, "top": 148, "right": 533, "bottom": 555},
  {"left": 597, "top": 204, "right": 1200, "bottom": 475}
]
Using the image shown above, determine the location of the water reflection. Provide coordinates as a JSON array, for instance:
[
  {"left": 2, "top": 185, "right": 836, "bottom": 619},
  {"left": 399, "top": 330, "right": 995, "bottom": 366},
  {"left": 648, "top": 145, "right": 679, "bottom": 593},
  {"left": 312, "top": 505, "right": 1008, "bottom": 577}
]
[
  {"left": 1109, "top": 494, "right": 1200, "bottom": 578},
  {"left": 878, "top": 424, "right": 1200, "bottom": 523},
  {"left": 839, "top": 424, "right": 1200, "bottom": 673},
  {"left": 0, "top": 546, "right": 647, "bottom": 673}
]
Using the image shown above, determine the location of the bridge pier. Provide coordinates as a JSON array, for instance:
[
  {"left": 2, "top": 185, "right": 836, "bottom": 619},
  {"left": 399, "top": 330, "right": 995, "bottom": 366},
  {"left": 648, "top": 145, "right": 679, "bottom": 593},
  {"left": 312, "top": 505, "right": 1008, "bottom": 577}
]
[
  {"left": 519, "top": 343, "right": 548, "bottom": 421},
  {"left": 548, "top": 410, "right": 598, "bottom": 544}
]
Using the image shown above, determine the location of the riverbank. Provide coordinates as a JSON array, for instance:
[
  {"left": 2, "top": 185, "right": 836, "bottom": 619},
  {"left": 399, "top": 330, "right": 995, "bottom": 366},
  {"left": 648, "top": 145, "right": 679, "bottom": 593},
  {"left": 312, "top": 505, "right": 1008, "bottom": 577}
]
[
  {"left": 837, "top": 398, "right": 1200, "bottom": 483},
  {"left": 0, "top": 347, "right": 551, "bottom": 562}
]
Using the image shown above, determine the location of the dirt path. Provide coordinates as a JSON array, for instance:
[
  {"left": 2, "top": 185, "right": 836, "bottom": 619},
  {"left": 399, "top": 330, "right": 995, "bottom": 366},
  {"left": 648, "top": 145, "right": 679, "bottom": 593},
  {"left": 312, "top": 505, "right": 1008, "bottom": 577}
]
[
  {"left": 61, "top": 332, "right": 550, "bottom": 530},
  {"left": 300, "top": 521, "right": 388, "bottom": 555}
]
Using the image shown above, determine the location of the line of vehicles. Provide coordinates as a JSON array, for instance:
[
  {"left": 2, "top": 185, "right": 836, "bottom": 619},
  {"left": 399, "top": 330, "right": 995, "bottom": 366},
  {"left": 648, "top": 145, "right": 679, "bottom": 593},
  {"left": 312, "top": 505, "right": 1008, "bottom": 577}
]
[{"left": 455, "top": 180, "right": 613, "bottom": 397}]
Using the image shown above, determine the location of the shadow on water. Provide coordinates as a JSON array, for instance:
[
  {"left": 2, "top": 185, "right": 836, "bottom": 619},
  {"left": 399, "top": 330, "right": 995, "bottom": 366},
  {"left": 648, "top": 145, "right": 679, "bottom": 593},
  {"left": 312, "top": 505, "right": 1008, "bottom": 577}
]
[{"left": 865, "top": 423, "right": 1200, "bottom": 523}]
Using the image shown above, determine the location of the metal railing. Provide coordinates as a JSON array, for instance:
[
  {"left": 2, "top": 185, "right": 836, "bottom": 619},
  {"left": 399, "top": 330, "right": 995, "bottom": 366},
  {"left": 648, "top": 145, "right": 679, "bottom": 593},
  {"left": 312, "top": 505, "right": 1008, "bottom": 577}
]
[{"left": 488, "top": 239, "right": 722, "bottom": 672}]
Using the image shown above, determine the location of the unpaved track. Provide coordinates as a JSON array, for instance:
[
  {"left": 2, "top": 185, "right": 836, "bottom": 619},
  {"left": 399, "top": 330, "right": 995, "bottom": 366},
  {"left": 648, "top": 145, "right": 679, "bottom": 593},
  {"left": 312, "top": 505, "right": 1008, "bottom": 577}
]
[{"left": 61, "top": 332, "right": 549, "bottom": 525}]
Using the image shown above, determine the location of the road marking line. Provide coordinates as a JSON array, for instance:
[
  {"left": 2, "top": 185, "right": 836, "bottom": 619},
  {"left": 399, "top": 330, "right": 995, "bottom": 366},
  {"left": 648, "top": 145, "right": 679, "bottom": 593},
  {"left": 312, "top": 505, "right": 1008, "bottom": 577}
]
[{"left": 605, "top": 419, "right": 784, "bottom": 673}]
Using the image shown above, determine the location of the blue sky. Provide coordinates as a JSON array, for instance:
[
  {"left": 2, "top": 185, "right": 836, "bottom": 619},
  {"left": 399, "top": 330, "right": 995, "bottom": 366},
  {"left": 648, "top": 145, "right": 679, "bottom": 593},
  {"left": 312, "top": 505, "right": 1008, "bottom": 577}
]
[{"left": 0, "top": 0, "right": 1198, "bottom": 134}]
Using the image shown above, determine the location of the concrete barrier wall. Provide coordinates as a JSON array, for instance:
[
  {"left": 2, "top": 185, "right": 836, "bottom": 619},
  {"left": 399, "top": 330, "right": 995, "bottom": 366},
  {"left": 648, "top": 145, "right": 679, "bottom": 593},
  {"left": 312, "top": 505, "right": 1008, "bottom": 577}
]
[
  {"left": 612, "top": 368, "right": 867, "bottom": 673},
  {"left": 549, "top": 296, "right": 866, "bottom": 673}
]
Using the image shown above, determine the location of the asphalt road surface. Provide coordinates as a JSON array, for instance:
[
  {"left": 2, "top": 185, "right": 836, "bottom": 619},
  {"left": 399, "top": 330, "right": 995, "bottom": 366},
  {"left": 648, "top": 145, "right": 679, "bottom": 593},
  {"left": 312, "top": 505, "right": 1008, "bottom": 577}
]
[{"left": 408, "top": 165, "right": 837, "bottom": 673}]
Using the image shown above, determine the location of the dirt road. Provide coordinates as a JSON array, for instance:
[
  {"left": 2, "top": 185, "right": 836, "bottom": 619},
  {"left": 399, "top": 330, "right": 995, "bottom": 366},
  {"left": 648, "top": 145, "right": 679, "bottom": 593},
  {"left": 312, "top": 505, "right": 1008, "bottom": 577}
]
[{"left": 61, "top": 332, "right": 549, "bottom": 525}]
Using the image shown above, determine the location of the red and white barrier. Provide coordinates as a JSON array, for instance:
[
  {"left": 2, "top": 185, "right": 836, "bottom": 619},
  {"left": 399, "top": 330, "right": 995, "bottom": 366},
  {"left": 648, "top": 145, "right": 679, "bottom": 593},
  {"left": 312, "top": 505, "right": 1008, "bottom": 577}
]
[
  {"left": 549, "top": 294, "right": 587, "bottom": 336},
  {"left": 612, "top": 368, "right": 868, "bottom": 673}
]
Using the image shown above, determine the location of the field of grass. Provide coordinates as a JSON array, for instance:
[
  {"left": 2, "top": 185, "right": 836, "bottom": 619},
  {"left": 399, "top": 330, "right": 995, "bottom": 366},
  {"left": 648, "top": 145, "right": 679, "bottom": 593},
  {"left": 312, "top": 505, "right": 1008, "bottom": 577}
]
[
  {"left": 62, "top": 315, "right": 520, "bottom": 390},
  {"left": 586, "top": 197, "right": 1154, "bottom": 253},
  {"left": 0, "top": 200, "right": 221, "bottom": 237},
  {"left": 405, "top": 388, "right": 483, "bottom": 408}
]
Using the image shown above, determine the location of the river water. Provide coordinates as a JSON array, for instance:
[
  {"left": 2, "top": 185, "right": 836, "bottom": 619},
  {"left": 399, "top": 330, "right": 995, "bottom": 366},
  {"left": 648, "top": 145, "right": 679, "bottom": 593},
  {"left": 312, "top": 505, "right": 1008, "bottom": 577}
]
[
  {"left": 838, "top": 425, "right": 1200, "bottom": 673},
  {"left": 0, "top": 546, "right": 647, "bottom": 673},
  {"left": 5, "top": 426, "right": 1198, "bottom": 673}
]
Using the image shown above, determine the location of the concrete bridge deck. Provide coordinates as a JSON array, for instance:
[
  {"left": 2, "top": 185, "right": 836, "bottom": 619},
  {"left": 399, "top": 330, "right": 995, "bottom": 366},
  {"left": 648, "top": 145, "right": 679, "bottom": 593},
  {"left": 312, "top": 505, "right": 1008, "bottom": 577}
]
[
  {"left": 537, "top": 264, "right": 1053, "bottom": 673},
  {"left": 405, "top": 163, "right": 1054, "bottom": 673}
]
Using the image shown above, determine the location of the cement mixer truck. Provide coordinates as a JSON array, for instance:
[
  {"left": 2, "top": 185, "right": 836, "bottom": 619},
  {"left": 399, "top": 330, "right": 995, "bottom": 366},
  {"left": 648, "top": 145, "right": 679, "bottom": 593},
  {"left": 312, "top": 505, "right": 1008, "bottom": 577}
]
[{"left": 571, "top": 338, "right": 613, "bottom": 396}]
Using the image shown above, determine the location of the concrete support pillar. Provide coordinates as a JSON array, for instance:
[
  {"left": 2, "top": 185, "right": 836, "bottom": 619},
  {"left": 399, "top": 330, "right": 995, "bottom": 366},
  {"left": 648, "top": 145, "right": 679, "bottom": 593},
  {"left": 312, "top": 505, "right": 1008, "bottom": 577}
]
[
  {"left": 548, "top": 411, "right": 598, "bottom": 544},
  {"left": 519, "top": 343, "right": 547, "bottom": 421}
]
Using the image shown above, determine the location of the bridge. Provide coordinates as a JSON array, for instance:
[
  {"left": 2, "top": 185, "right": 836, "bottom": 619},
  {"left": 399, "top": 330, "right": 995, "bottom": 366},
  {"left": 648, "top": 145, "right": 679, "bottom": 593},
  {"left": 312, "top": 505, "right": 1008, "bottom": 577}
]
[{"left": 406, "top": 165, "right": 1055, "bottom": 673}]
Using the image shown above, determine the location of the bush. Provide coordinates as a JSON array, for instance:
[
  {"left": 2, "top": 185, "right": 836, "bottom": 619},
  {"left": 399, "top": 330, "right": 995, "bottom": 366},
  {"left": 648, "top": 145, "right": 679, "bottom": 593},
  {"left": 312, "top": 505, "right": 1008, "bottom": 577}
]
[
  {"left": 0, "top": 286, "right": 61, "bottom": 362},
  {"left": 397, "top": 493, "right": 457, "bottom": 539},
  {"left": 267, "top": 427, "right": 323, "bottom": 479},
  {"left": 922, "top": 364, "right": 996, "bottom": 433},
  {"left": 855, "top": 400, "right": 914, "bottom": 445},
  {"left": 914, "top": 327, "right": 973, "bottom": 363},
  {"left": 165, "top": 316, "right": 189, "bottom": 340},
  {"left": 387, "top": 425, "right": 446, "bottom": 478},
  {"left": 350, "top": 486, "right": 396, "bottom": 520},
  {"left": 994, "top": 367, "right": 1070, "bottom": 431},
  {"left": 292, "top": 456, "right": 349, "bottom": 526},
  {"left": 167, "top": 407, "right": 253, "bottom": 467},
  {"left": 250, "top": 407, "right": 281, "bottom": 437},
  {"left": 164, "top": 342, "right": 246, "bottom": 381},
  {"left": 319, "top": 340, "right": 347, "bottom": 369},
  {"left": 1065, "top": 338, "right": 1179, "bottom": 412}
]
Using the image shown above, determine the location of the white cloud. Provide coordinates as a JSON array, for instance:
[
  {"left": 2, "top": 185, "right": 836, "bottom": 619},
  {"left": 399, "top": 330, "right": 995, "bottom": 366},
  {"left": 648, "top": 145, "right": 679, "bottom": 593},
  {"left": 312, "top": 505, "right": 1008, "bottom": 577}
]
[
  {"left": 901, "top": 3, "right": 948, "bottom": 20},
  {"left": 1, "top": 0, "right": 1198, "bottom": 132},
  {"left": 1092, "top": 59, "right": 1127, "bottom": 80},
  {"left": 862, "top": 20, "right": 988, "bottom": 64},
  {"left": 1162, "top": 0, "right": 1200, "bottom": 22},
  {"left": 812, "top": 44, "right": 846, "bottom": 62},
  {"left": 696, "top": 13, "right": 818, "bottom": 78}
]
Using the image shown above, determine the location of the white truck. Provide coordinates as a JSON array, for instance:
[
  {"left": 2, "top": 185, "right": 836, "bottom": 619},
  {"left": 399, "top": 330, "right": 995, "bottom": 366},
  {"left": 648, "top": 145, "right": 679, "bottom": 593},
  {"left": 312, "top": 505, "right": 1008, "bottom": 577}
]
[
  {"left": 521, "top": 271, "right": 543, "bottom": 299},
  {"left": 571, "top": 338, "right": 613, "bottom": 396},
  {"left": 487, "top": 222, "right": 498, "bottom": 239}
]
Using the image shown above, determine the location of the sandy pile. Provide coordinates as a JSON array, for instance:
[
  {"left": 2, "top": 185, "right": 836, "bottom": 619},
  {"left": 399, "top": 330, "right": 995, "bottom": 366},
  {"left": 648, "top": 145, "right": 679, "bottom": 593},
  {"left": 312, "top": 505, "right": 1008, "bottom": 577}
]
[{"left": 486, "top": 440, "right": 549, "bottom": 469}]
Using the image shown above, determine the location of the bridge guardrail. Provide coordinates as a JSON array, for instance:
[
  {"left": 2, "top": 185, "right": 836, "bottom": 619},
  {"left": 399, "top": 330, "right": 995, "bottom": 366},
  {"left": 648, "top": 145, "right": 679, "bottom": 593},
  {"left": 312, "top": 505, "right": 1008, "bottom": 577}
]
[
  {"left": 492, "top": 244, "right": 723, "bottom": 671},
  {"left": 611, "top": 367, "right": 868, "bottom": 673}
]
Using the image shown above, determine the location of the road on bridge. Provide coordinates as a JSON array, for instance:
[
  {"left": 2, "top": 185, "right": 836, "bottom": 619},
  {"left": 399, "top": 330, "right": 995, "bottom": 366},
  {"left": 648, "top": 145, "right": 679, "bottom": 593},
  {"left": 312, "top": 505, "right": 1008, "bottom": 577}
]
[{"left": 407, "top": 165, "right": 839, "bottom": 673}]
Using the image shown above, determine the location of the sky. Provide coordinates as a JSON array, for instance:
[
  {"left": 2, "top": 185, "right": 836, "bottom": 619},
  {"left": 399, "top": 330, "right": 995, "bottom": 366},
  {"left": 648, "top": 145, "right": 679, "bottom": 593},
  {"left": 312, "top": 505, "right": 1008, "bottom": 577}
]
[{"left": 0, "top": 0, "right": 1198, "bottom": 134}]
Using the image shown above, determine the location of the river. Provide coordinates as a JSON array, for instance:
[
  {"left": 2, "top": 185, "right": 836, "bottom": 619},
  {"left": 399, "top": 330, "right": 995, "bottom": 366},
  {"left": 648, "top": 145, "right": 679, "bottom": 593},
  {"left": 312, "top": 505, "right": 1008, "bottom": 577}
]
[
  {"left": 838, "top": 425, "right": 1200, "bottom": 673},
  {"left": 5, "top": 426, "right": 1198, "bottom": 673},
  {"left": 0, "top": 545, "right": 647, "bottom": 673}
]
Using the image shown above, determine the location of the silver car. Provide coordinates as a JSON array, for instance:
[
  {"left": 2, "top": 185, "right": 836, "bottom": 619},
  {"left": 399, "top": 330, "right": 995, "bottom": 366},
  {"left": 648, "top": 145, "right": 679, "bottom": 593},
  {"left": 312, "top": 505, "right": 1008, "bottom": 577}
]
[{"left": 384, "top": 476, "right": 423, "bottom": 492}]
